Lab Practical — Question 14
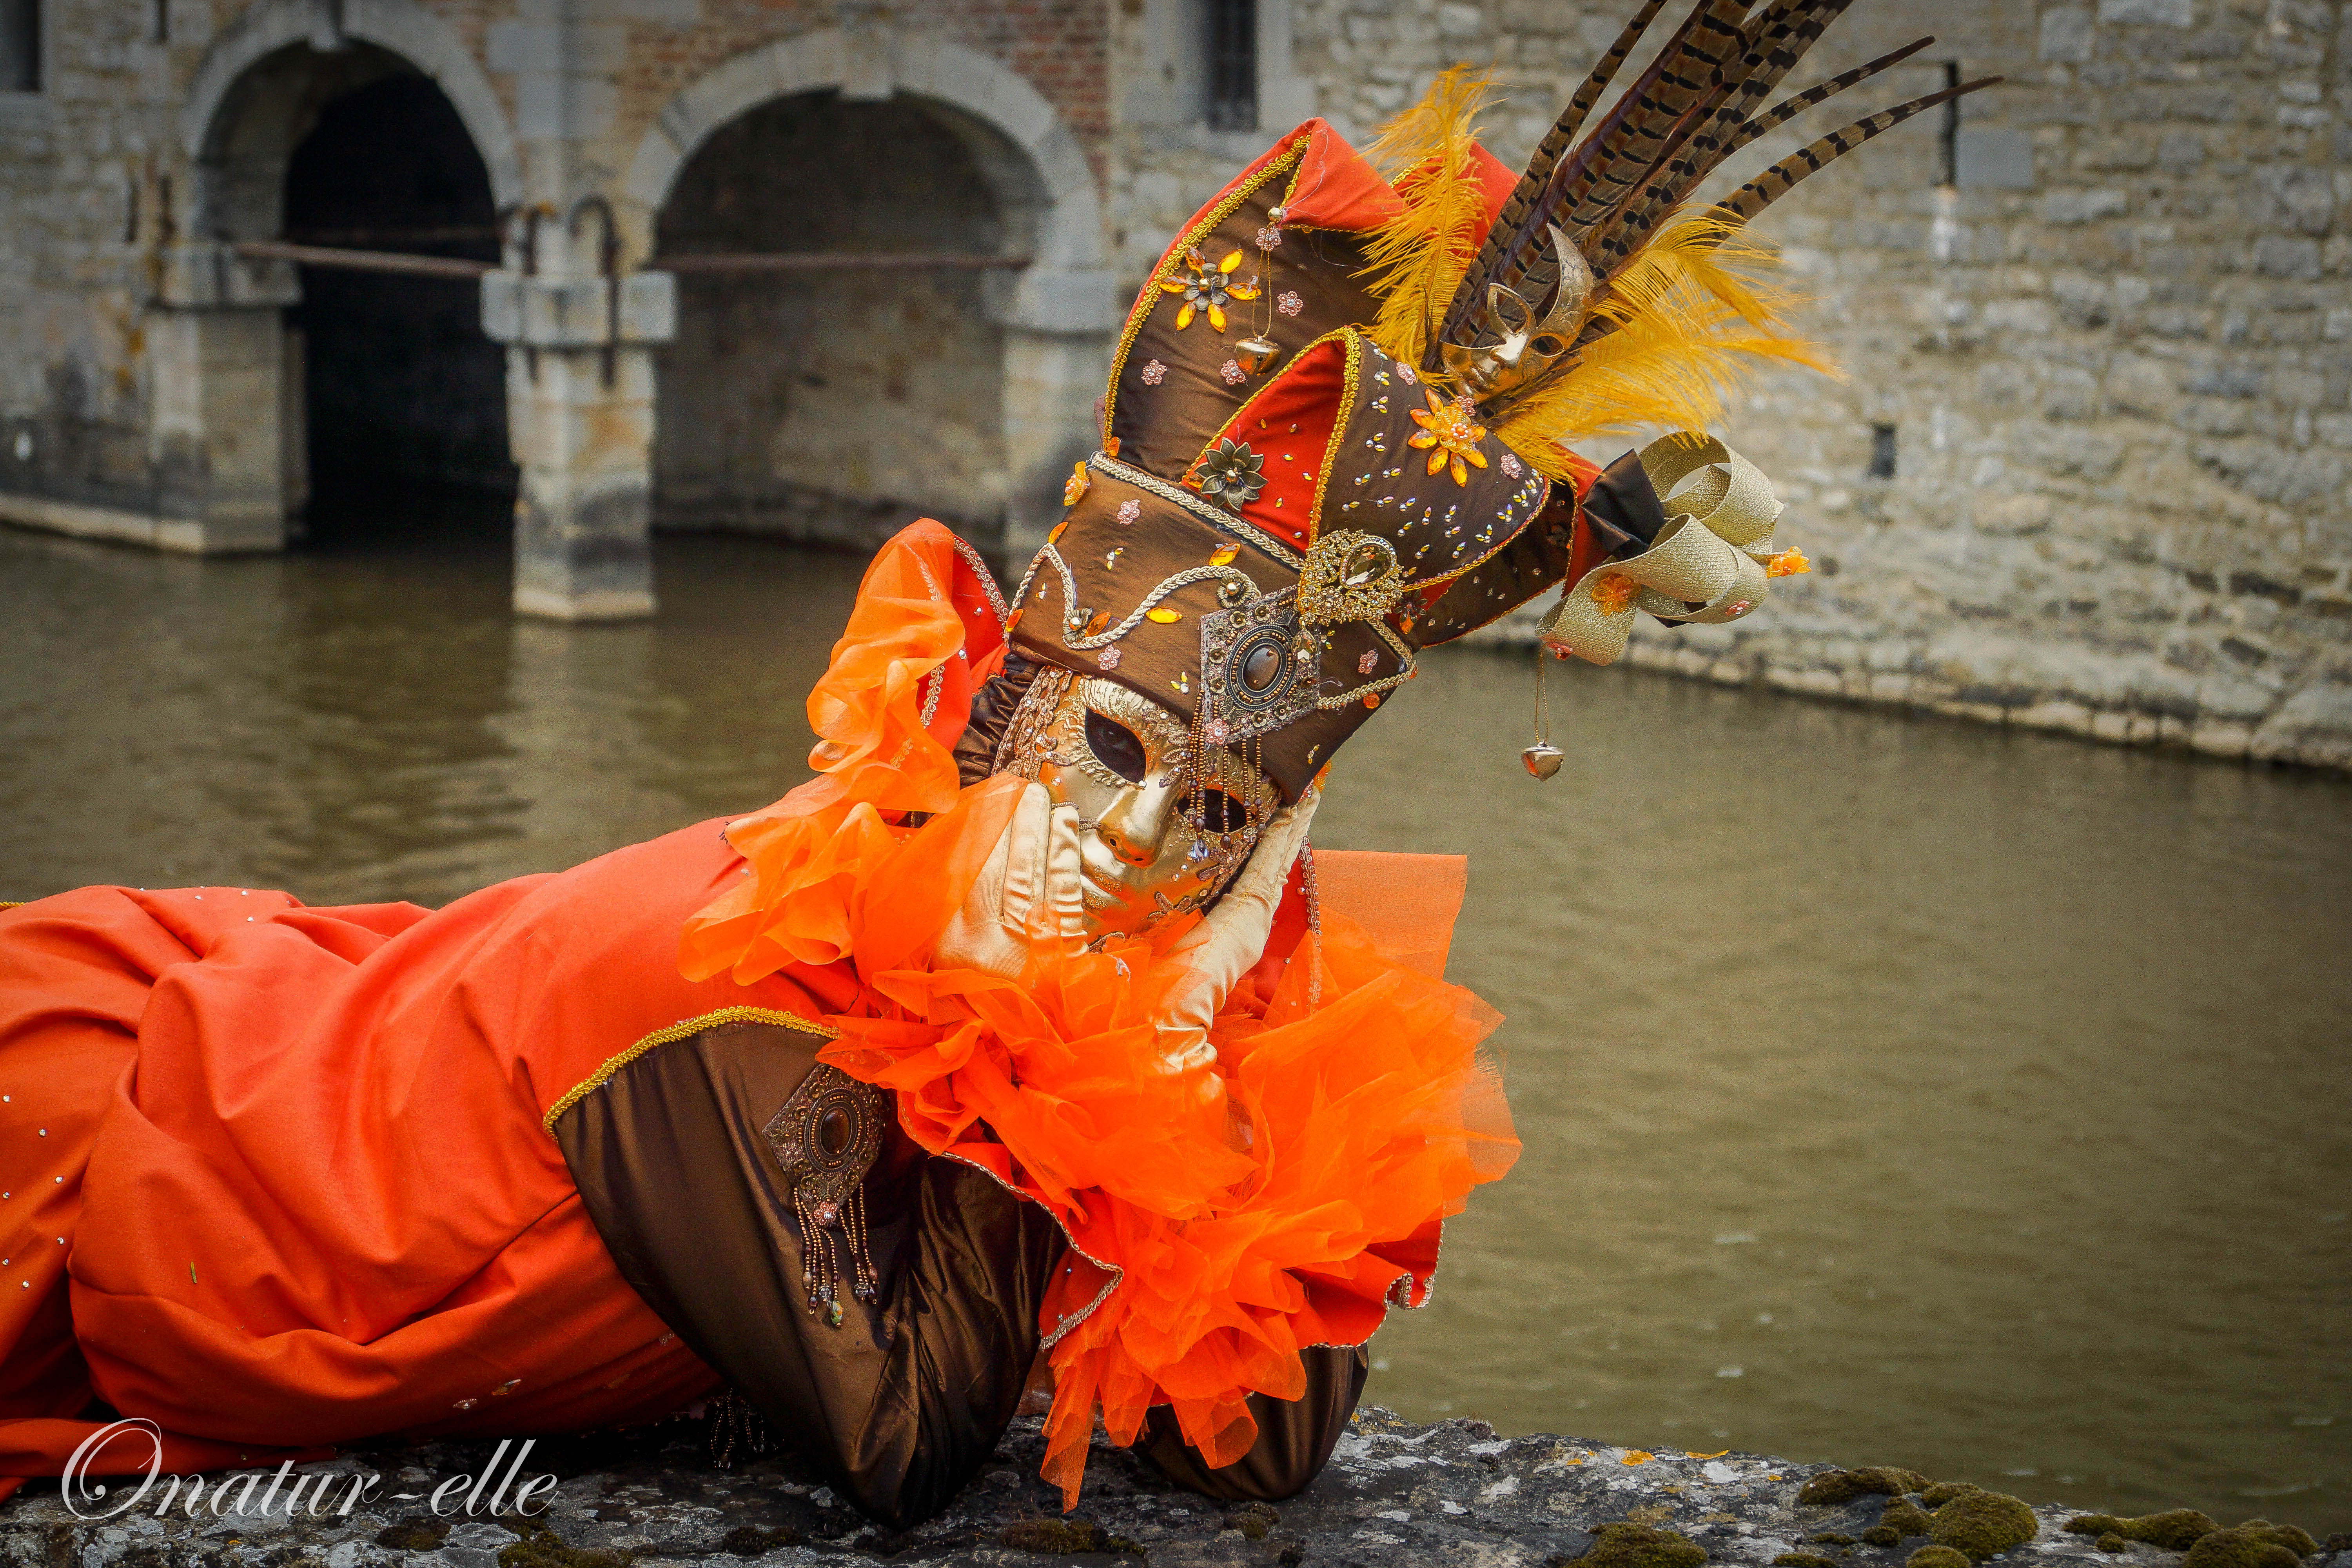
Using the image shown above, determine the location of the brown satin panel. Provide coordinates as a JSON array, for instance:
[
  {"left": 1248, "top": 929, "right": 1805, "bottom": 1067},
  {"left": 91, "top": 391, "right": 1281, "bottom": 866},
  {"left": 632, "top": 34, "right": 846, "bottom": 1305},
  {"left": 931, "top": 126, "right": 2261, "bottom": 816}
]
[
  {"left": 1010, "top": 474, "right": 1387, "bottom": 802},
  {"left": 1137, "top": 1345, "right": 1372, "bottom": 1503},
  {"left": 1310, "top": 334, "right": 1552, "bottom": 594},
  {"left": 1108, "top": 149, "right": 1381, "bottom": 486},
  {"left": 953, "top": 655, "right": 1039, "bottom": 788},
  {"left": 552, "top": 1021, "right": 1067, "bottom": 1528}
]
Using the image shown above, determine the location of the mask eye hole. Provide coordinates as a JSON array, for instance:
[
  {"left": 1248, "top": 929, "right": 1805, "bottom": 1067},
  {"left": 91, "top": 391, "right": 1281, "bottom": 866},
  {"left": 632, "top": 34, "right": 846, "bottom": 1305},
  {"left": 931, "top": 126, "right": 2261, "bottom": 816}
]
[
  {"left": 1529, "top": 334, "right": 1565, "bottom": 357},
  {"left": 1083, "top": 709, "right": 1149, "bottom": 784},
  {"left": 1195, "top": 789, "right": 1250, "bottom": 835}
]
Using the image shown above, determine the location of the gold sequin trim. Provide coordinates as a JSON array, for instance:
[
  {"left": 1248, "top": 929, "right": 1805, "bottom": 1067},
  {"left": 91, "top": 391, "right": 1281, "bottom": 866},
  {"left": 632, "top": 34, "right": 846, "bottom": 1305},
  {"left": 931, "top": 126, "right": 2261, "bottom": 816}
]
[{"left": 543, "top": 1006, "right": 839, "bottom": 1133}]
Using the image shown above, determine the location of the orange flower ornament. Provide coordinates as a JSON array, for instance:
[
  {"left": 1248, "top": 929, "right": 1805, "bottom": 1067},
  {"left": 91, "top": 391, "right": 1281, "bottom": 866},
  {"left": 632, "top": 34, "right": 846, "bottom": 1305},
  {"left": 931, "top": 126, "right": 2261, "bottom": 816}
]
[
  {"left": 1160, "top": 246, "right": 1261, "bottom": 332},
  {"left": 1407, "top": 389, "right": 1490, "bottom": 486}
]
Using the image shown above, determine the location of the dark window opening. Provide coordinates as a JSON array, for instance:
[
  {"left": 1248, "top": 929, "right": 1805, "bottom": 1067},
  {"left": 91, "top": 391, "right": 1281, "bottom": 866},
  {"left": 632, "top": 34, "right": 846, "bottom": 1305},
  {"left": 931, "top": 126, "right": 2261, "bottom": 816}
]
[
  {"left": 0, "top": 0, "right": 41, "bottom": 93},
  {"left": 284, "top": 71, "right": 512, "bottom": 540},
  {"left": 153, "top": 0, "right": 167, "bottom": 45},
  {"left": 1936, "top": 61, "right": 1961, "bottom": 187},
  {"left": 1867, "top": 423, "right": 1898, "bottom": 480},
  {"left": 1205, "top": 0, "right": 1256, "bottom": 132}
]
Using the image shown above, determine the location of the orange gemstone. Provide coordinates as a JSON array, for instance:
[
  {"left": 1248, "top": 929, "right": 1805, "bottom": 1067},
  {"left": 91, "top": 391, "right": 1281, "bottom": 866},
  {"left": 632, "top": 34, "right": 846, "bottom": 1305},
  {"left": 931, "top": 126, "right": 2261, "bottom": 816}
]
[
  {"left": 1209, "top": 543, "right": 1238, "bottom": 566},
  {"left": 1104, "top": 435, "right": 1122, "bottom": 457},
  {"left": 1085, "top": 612, "right": 1111, "bottom": 635},
  {"left": 1363, "top": 692, "right": 1382, "bottom": 710},
  {"left": 1147, "top": 607, "right": 1183, "bottom": 624},
  {"left": 1047, "top": 521, "right": 1068, "bottom": 544},
  {"left": 1004, "top": 608, "right": 1024, "bottom": 635}
]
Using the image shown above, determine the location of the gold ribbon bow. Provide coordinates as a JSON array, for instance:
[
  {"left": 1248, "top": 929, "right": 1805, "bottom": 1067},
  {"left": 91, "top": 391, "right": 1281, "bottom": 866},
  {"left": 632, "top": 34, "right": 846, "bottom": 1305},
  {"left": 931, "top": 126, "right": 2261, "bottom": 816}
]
[{"left": 1539, "top": 433, "right": 1795, "bottom": 667}]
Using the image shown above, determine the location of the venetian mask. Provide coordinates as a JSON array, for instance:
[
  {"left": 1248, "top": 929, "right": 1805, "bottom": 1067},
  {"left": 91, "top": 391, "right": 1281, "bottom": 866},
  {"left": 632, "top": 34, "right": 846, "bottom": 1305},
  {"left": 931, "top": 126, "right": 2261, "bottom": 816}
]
[{"left": 1008, "top": 671, "right": 1279, "bottom": 940}]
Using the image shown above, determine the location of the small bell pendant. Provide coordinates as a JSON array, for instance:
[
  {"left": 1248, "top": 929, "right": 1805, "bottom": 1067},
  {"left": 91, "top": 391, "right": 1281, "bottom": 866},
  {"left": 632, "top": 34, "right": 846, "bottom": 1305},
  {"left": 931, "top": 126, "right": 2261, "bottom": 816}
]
[
  {"left": 1521, "top": 742, "right": 1565, "bottom": 780},
  {"left": 1234, "top": 334, "right": 1281, "bottom": 376}
]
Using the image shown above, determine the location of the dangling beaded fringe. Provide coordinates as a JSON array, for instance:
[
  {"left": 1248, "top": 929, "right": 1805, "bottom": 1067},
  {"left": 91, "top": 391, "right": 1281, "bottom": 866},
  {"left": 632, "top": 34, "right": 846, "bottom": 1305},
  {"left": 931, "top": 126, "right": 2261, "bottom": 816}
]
[
  {"left": 706, "top": 1388, "right": 772, "bottom": 1470},
  {"left": 794, "top": 1181, "right": 877, "bottom": 1330}
]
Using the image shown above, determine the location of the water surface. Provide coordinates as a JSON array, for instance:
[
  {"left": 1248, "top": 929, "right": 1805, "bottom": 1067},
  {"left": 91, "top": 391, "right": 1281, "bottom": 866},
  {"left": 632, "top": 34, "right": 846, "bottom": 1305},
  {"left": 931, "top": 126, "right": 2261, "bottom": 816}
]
[{"left": 3, "top": 517, "right": 2346, "bottom": 1529}]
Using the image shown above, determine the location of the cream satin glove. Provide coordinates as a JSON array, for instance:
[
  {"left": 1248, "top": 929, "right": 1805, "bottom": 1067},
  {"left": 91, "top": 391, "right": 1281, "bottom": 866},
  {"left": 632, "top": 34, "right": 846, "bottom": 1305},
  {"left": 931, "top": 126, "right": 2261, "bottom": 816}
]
[
  {"left": 1154, "top": 787, "right": 1319, "bottom": 1070},
  {"left": 930, "top": 782, "right": 1088, "bottom": 978}
]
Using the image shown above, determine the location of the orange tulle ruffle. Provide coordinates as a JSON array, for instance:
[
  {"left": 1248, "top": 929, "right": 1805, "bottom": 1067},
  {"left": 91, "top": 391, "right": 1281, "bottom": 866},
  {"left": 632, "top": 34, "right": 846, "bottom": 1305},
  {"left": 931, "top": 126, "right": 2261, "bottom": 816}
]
[{"left": 680, "top": 521, "right": 1519, "bottom": 1506}]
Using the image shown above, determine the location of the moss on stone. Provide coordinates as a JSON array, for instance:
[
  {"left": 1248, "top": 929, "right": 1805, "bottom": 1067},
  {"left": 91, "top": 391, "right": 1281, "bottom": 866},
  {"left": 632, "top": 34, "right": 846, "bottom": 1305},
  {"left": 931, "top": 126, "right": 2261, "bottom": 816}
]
[
  {"left": 1882, "top": 1502, "right": 1935, "bottom": 1539},
  {"left": 1801, "top": 1470, "right": 1932, "bottom": 1507},
  {"left": 1929, "top": 1489, "right": 2038, "bottom": 1561},
  {"left": 1577, "top": 1522, "right": 1710, "bottom": 1568},
  {"left": 717, "top": 1526, "right": 802, "bottom": 1557},
  {"left": 2179, "top": 1522, "right": 2318, "bottom": 1568},
  {"left": 2097, "top": 1534, "right": 2130, "bottom": 1555},
  {"left": 1000, "top": 1519, "right": 1143, "bottom": 1555},
  {"left": 1812, "top": 1534, "right": 1860, "bottom": 1546},
  {"left": 2066, "top": 1512, "right": 2221, "bottom": 1552},
  {"left": 1864, "top": 1528, "right": 1904, "bottom": 1548},
  {"left": 1227, "top": 1503, "right": 1280, "bottom": 1542},
  {"left": 374, "top": 1519, "right": 449, "bottom": 1552},
  {"left": 496, "top": 1531, "right": 635, "bottom": 1568},
  {"left": 1908, "top": 1548, "right": 1971, "bottom": 1568},
  {"left": 1920, "top": 1484, "right": 1982, "bottom": 1508}
]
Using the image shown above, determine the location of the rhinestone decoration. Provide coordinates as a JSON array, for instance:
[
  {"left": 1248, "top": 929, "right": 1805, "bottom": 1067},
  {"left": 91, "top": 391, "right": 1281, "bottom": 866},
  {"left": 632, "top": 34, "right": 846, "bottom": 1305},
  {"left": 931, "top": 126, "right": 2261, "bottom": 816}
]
[
  {"left": 1219, "top": 359, "right": 1247, "bottom": 386},
  {"left": 1296, "top": 530, "right": 1406, "bottom": 625},
  {"left": 1256, "top": 225, "right": 1284, "bottom": 249},
  {"left": 762, "top": 1065, "right": 885, "bottom": 1327},
  {"left": 1140, "top": 359, "right": 1168, "bottom": 386},
  {"left": 1396, "top": 362, "right": 1418, "bottom": 385},
  {"left": 1500, "top": 450, "right": 1524, "bottom": 479},
  {"left": 1198, "top": 586, "right": 1319, "bottom": 743},
  {"left": 1358, "top": 649, "right": 1380, "bottom": 675},
  {"left": 1277, "top": 290, "right": 1303, "bottom": 318},
  {"left": 1098, "top": 646, "right": 1123, "bottom": 670},
  {"left": 1116, "top": 498, "right": 1141, "bottom": 524}
]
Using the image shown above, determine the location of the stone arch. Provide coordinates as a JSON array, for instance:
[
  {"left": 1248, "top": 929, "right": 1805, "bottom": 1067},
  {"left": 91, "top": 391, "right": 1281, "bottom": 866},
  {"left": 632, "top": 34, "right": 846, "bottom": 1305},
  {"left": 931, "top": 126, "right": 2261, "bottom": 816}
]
[
  {"left": 626, "top": 27, "right": 1116, "bottom": 555},
  {"left": 180, "top": 0, "right": 520, "bottom": 230},
  {"left": 623, "top": 27, "right": 1112, "bottom": 334}
]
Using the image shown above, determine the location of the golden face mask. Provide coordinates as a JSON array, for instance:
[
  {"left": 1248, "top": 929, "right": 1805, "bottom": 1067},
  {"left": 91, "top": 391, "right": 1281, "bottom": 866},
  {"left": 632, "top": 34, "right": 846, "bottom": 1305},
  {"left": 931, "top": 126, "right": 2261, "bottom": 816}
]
[{"left": 1011, "top": 672, "right": 1279, "bottom": 940}]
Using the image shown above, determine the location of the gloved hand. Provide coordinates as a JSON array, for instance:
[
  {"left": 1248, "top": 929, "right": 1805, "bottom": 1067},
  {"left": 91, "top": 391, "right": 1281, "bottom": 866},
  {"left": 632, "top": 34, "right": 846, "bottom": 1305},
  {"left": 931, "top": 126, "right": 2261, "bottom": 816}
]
[
  {"left": 1154, "top": 787, "right": 1319, "bottom": 1069},
  {"left": 929, "top": 782, "right": 1088, "bottom": 978}
]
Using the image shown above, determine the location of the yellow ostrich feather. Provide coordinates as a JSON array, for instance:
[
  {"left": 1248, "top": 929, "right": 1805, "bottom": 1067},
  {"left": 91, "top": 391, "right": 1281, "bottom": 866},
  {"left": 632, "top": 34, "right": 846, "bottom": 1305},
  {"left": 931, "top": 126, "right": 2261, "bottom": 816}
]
[
  {"left": 1360, "top": 66, "right": 1496, "bottom": 376},
  {"left": 1492, "top": 212, "right": 1837, "bottom": 474}
]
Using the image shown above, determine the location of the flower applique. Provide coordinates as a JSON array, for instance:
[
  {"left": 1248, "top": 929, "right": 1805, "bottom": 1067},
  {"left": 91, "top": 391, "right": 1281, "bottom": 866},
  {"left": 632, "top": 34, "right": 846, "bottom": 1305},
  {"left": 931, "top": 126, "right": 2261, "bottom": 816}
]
[
  {"left": 1159, "top": 246, "right": 1260, "bottom": 332},
  {"left": 1406, "top": 389, "right": 1489, "bottom": 487},
  {"left": 1191, "top": 438, "right": 1266, "bottom": 512},
  {"left": 1140, "top": 359, "right": 1168, "bottom": 386}
]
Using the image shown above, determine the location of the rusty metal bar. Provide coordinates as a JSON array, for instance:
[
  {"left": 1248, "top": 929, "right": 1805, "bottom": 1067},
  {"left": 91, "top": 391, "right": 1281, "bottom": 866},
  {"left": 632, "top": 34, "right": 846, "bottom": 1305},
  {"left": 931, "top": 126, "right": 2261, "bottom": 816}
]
[
  {"left": 231, "top": 240, "right": 492, "bottom": 279},
  {"left": 657, "top": 251, "right": 1033, "bottom": 273}
]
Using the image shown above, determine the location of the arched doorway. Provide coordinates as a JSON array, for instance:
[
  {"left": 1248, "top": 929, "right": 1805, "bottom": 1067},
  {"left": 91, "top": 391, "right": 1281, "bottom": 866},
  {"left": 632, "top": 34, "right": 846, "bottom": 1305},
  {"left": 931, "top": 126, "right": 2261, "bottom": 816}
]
[
  {"left": 282, "top": 70, "right": 510, "bottom": 538},
  {"left": 185, "top": 25, "right": 515, "bottom": 547},
  {"left": 652, "top": 93, "right": 1013, "bottom": 550}
]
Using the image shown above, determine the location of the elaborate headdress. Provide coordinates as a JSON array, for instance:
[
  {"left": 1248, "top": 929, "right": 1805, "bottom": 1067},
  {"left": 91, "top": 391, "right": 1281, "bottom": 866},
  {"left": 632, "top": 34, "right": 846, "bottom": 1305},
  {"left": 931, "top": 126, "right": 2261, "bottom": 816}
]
[{"left": 999, "top": 1, "right": 1994, "bottom": 793}]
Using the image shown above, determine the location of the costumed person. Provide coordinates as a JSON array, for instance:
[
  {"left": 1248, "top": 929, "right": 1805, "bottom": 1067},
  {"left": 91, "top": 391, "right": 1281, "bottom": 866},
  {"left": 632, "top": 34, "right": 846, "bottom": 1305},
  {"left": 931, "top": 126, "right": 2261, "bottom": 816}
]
[{"left": 0, "top": 0, "right": 1991, "bottom": 1524}]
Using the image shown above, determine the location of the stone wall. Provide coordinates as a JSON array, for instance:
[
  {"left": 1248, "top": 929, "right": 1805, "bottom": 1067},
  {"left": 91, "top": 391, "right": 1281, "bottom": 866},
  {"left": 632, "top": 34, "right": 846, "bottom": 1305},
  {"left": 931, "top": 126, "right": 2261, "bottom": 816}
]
[{"left": 1104, "top": 0, "right": 2352, "bottom": 772}]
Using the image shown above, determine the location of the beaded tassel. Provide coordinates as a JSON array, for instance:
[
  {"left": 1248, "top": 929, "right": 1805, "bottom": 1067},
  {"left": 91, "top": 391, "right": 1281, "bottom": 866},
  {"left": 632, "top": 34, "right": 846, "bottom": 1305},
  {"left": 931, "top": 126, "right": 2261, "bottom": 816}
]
[{"left": 793, "top": 1180, "right": 876, "bottom": 1330}]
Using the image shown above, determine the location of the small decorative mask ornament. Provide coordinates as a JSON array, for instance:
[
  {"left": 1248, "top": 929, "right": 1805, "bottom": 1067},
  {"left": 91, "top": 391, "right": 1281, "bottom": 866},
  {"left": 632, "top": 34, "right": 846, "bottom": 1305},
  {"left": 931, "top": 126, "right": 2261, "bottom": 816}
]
[
  {"left": 1159, "top": 246, "right": 1261, "bottom": 332},
  {"left": 1191, "top": 438, "right": 1267, "bottom": 511},
  {"left": 1435, "top": 225, "right": 1595, "bottom": 410}
]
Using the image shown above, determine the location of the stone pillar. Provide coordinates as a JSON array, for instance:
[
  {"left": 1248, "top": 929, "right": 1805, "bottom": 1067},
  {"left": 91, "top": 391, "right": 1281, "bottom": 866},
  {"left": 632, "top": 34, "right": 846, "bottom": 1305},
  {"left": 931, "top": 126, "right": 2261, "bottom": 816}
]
[
  {"left": 996, "top": 264, "right": 1118, "bottom": 562},
  {"left": 144, "top": 243, "right": 303, "bottom": 552},
  {"left": 481, "top": 267, "right": 676, "bottom": 619}
]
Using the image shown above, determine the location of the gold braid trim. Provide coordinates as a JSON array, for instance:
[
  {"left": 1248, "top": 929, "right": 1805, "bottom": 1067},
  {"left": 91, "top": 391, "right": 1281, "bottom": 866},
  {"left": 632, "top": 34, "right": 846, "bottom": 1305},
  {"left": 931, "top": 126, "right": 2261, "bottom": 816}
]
[
  {"left": 542, "top": 1005, "right": 839, "bottom": 1133},
  {"left": 0, "top": 902, "right": 24, "bottom": 910}
]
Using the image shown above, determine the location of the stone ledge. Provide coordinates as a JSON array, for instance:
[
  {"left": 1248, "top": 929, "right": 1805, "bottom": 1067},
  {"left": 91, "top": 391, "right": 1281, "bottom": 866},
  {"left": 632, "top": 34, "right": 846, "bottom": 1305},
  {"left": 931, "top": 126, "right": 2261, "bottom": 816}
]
[{"left": 2, "top": 1412, "right": 2340, "bottom": 1568}]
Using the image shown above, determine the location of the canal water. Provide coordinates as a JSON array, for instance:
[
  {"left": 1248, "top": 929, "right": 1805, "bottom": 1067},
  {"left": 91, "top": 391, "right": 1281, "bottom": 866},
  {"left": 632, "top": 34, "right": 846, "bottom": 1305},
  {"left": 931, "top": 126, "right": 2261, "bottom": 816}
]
[{"left": 3, "top": 515, "right": 2347, "bottom": 1531}]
